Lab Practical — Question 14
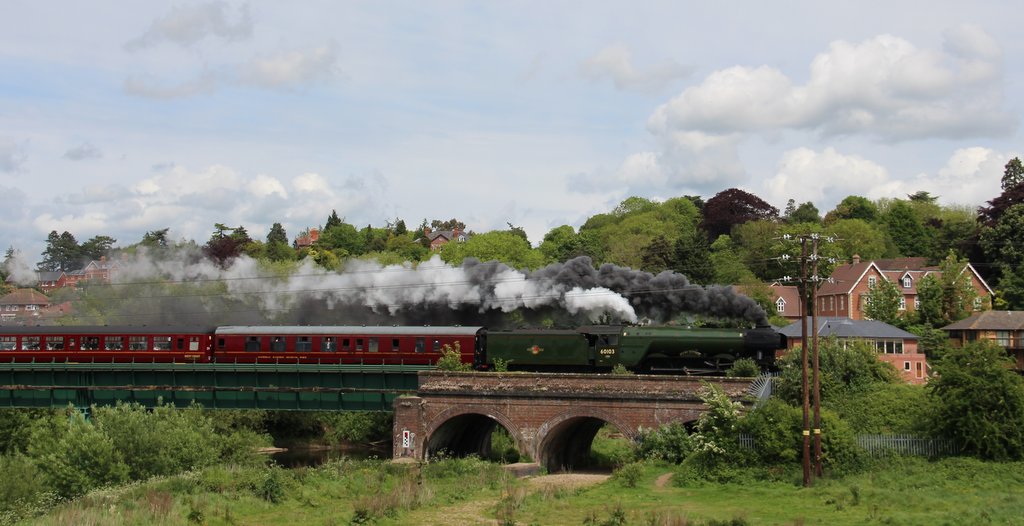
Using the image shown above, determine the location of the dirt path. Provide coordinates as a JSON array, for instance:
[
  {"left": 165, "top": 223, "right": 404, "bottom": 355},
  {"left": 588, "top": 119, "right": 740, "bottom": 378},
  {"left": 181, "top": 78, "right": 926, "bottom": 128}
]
[{"left": 654, "top": 472, "right": 674, "bottom": 488}]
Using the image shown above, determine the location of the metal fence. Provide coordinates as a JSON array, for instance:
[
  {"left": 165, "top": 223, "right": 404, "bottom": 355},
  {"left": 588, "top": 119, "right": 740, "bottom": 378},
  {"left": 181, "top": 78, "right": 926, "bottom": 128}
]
[{"left": 738, "top": 433, "right": 959, "bottom": 458}]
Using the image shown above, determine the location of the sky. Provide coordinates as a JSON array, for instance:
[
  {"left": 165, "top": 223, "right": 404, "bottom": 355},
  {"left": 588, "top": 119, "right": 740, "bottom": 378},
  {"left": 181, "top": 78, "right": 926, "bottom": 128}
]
[{"left": 1, "top": 1, "right": 1022, "bottom": 264}]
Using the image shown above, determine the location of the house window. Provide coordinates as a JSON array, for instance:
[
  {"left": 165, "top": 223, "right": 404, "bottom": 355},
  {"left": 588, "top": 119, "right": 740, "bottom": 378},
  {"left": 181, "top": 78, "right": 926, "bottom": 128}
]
[
  {"left": 902, "top": 276, "right": 912, "bottom": 288},
  {"left": 868, "top": 276, "right": 877, "bottom": 288},
  {"left": 829, "top": 297, "right": 834, "bottom": 311},
  {"left": 25, "top": 305, "right": 37, "bottom": 311},
  {"left": 899, "top": 297, "right": 906, "bottom": 310},
  {"left": 775, "top": 297, "right": 785, "bottom": 313},
  {"left": 914, "top": 297, "right": 920, "bottom": 310},
  {"left": 904, "top": 362, "right": 911, "bottom": 371},
  {"left": 995, "top": 331, "right": 1011, "bottom": 346},
  {"left": 974, "top": 297, "right": 983, "bottom": 311},
  {"left": 916, "top": 362, "right": 923, "bottom": 378}
]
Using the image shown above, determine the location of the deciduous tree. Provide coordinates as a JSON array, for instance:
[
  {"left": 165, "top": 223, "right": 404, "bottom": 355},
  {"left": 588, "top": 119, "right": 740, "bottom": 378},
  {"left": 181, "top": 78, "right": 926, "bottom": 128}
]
[{"left": 702, "top": 188, "right": 779, "bottom": 240}]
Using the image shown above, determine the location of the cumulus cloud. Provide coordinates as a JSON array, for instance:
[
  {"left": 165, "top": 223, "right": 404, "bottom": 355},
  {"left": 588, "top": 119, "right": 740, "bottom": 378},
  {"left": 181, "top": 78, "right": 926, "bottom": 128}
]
[
  {"left": 762, "top": 146, "right": 1014, "bottom": 212},
  {"left": 125, "top": 1, "right": 252, "bottom": 50},
  {"left": 247, "top": 174, "right": 288, "bottom": 199},
  {"left": 63, "top": 142, "right": 103, "bottom": 161},
  {"left": 649, "top": 27, "right": 1014, "bottom": 141},
  {"left": 762, "top": 147, "right": 891, "bottom": 207},
  {"left": 63, "top": 184, "right": 133, "bottom": 205},
  {"left": 581, "top": 44, "right": 690, "bottom": 92},
  {"left": 238, "top": 45, "right": 338, "bottom": 88},
  {"left": 0, "top": 138, "right": 27, "bottom": 173}
]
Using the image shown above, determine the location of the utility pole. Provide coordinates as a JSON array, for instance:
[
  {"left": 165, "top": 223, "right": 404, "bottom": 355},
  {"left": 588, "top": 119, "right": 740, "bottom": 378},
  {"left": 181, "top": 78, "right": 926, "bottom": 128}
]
[{"left": 778, "top": 233, "right": 835, "bottom": 486}]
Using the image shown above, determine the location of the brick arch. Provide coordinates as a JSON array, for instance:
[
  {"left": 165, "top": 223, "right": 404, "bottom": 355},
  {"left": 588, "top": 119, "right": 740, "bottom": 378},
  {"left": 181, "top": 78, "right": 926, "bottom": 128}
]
[
  {"left": 422, "top": 405, "right": 524, "bottom": 460},
  {"left": 534, "top": 407, "right": 636, "bottom": 473}
]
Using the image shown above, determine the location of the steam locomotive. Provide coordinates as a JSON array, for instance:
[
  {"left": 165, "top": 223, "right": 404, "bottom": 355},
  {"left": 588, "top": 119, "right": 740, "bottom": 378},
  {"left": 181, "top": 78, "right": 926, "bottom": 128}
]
[{"left": 0, "top": 324, "right": 784, "bottom": 374}]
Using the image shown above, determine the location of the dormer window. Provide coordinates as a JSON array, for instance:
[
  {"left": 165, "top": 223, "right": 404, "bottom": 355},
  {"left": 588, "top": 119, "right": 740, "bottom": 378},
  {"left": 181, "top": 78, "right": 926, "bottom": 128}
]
[
  {"left": 902, "top": 276, "right": 912, "bottom": 288},
  {"left": 775, "top": 297, "right": 786, "bottom": 313}
]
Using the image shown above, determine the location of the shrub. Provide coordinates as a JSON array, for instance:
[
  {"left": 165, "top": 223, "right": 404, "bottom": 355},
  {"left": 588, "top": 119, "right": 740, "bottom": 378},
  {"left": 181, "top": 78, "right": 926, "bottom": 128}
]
[
  {"left": 610, "top": 363, "right": 633, "bottom": 375},
  {"left": 774, "top": 337, "right": 900, "bottom": 406},
  {"left": 33, "top": 413, "right": 130, "bottom": 498},
  {"left": 435, "top": 342, "right": 471, "bottom": 371},
  {"left": 926, "top": 340, "right": 1024, "bottom": 460},
  {"left": 637, "top": 422, "right": 693, "bottom": 464},
  {"left": 737, "top": 399, "right": 802, "bottom": 465},
  {"left": 611, "top": 461, "right": 644, "bottom": 488},
  {"left": 726, "top": 358, "right": 760, "bottom": 378}
]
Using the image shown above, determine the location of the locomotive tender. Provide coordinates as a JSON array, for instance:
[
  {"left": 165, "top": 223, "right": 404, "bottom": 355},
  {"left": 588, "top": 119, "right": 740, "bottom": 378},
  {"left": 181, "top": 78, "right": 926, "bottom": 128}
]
[{"left": 0, "top": 324, "right": 784, "bottom": 373}]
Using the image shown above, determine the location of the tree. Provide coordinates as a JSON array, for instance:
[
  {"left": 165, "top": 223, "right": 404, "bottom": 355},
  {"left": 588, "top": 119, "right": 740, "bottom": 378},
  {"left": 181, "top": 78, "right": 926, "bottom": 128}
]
[
  {"left": 788, "top": 202, "right": 821, "bottom": 225},
  {"left": 882, "top": 200, "right": 930, "bottom": 257},
  {"left": 709, "top": 235, "right": 756, "bottom": 284},
  {"left": 775, "top": 337, "right": 900, "bottom": 406},
  {"left": 826, "top": 219, "right": 888, "bottom": 262},
  {"left": 640, "top": 235, "right": 674, "bottom": 273},
  {"left": 927, "top": 340, "right": 1024, "bottom": 460},
  {"left": 266, "top": 223, "right": 288, "bottom": 245},
  {"left": 864, "top": 277, "right": 902, "bottom": 323},
  {"left": 916, "top": 252, "right": 981, "bottom": 325},
  {"left": 702, "top": 188, "right": 779, "bottom": 240},
  {"left": 824, "top": 195, "right": 878, "bottom": 223},
  {"left": 981, "top": 204, "right": 1024, "bottom": 308},
  {"left": 80, "top": 235, "right": 117, "bottom": 261},
  {"left": 140, "top": 228, "right": 170, "bottom": 248},
  {"left": 1002, "top": 157, "right": 1024, "bottom": 191},
  {"left": 430, "top": 218, "right": 466, "bottom": 232},
  {"left": 39, "top": 230, "right": 81, "bottom": 271},
  {"left": 439, "top": 231, "right": 545, "bottom": 270},
  {"left": 539, "top": 225, "right": 582, "bottom": 263},
  {"left": 673, "top": 228, "right": 714, "bottom": 284},
  {"left": 505, "top": 222, "right": 529, "bottom": 243},
  {"left": 324, "top": 210, "right": 343, "bottom": 231}
]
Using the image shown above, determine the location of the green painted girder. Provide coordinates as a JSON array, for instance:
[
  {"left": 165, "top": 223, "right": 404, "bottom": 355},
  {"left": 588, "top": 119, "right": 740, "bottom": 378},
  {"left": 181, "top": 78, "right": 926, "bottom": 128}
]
[{"left": 0, "top": 361, "right": 429, "bottom": 411}]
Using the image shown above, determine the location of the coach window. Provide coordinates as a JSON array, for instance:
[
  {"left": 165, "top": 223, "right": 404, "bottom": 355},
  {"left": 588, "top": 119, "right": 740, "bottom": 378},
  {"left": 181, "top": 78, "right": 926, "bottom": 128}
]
[
  {"left": 189, "top": 337, "right": 200, "bottom": 351},
  {"left": 415, "top": 338, "right": 425, "bottom": 353},
  {"left": 433, "top": 339, "right": 441, "bottom": 352},
  {"left": 176, "top": 338, "right": 185, "bottom": 350},
  {"left": 0, "top": 337, "right": 15, "bottom": 351},
  {"left": 368, "top": 338, "right": 378, "bottom": 352},
  {"left": 271, "top": 336, "right": 286, "bottom": 352},
  {"left": 21, "top": 336, "right": 40, "bottom": 351},
  {"left": 82, "top": 337, "right": 100, "bottom": 351},
  {"left": 341, "top": 338, "right": 350, "bottom": 351},
  {"left": 322, "top": 337, "right": 336, "bottom": 352},
  {"left": 245, "top": 336, "right": 261, "bottom": 352},
  {"left": 153, "top": 337, "right": 171, "bottom": 351},
  {"left": 356, "top": 339, "right": 364, "bottom": 352},
  {"left": 296, "top": 336, "right": 312, "bottom": 352},
  {"left": 129, "top": 336, "right": 147, "bottom": 351},
  {"left": 46, "top": 336, "right": 65, "bottom": 350},
  {"left": 392, "top": 338, "right": 400, "bottom": 352},
  {"left": 105, "top": 337, "right": 124, "bottom": 351}
]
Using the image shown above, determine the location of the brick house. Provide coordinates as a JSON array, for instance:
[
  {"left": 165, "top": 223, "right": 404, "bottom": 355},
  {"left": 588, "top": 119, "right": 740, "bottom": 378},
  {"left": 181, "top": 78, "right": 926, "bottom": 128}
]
[
  {"left": 423, "top": 227, "right": 469, "bottom": 251},
  {"left": 64, "top": 257, "right": 122, "bottom": 288},
  {"left": 294, "top": 228, "right": 320, "bottom": 249},
  {"left": 0, "top": 288, "right": 51, "bottom": 323},
  {"left": 34, "top": 271, "right": 68, "bottom": 292},
  {"left": 766, "top": 284, "right": 802, "bottom": 323},
  {"left": 943, "top": 310, "right": 1024, "bottom": 371},
  {"left": 814, "top": 256, "right": 991, "bottom": 320},
  {"left": 777, "top": 317, "right": 927, "bottom": 384}
]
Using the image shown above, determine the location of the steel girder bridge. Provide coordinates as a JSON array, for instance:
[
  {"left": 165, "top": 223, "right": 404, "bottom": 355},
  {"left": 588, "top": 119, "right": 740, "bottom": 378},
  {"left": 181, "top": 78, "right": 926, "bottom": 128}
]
[{"left": 0, "top": 361, "right": 426, "bottom": 412}]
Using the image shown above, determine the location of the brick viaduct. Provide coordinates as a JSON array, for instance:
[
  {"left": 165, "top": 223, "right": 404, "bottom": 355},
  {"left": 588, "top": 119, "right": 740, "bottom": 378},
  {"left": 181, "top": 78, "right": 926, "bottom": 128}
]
[{"left": 392, "top": 371, "right": 755, "bottom": 472}]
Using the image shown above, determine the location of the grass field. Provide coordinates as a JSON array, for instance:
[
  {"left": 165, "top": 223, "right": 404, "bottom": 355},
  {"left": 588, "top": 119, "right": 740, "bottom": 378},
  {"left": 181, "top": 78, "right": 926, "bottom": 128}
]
[{"left": 16, "top": 456, "right": 1024, "bottom": 526}]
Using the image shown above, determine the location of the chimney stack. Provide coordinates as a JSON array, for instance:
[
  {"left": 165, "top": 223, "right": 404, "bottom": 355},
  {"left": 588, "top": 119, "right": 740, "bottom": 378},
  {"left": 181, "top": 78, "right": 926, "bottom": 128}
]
[{"left": 852, "top": 254, "right": 861, "bottom": 264}]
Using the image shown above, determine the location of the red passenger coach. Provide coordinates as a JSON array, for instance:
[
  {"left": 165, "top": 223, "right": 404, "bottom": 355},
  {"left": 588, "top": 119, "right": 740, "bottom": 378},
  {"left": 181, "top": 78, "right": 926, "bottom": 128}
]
[
  {"left": 212, "top": 326, "right": 484, "bottom": 365},
  {"left": 0, "top": 326, "right": 215, "bottom": 363}
]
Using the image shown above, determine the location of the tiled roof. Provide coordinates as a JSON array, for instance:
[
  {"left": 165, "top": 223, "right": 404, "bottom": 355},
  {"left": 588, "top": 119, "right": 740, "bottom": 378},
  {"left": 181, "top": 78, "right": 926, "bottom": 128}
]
[
  {"left": 943, "top": 311, "right": 1024, "bottom": 331},
  {"left": 36, "top": 271, "right": 65, "bottom": 281},
  {"left": 873, "top": 258, "right": 932, "bottom": 271},
  {"left": 0, "top": 288, "right": 50, "bottom": 306},
  {"left": 817, "top": 262, "right": 874, "bottom": 296},
  {"left": 777, "top": 317, "right": 918, "bottom": 340}
]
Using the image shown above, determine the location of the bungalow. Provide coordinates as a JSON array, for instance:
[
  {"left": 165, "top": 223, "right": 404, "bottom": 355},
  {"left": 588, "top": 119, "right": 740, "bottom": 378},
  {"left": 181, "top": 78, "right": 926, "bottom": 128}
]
[
  {"left": 943, "top": 310, "right": 1024, "bottom": 371},
  {"left": 0, "top": 288, "right": 50, "bottom": 323},
  {"left": 776, "top": 317, "right": 927, "bottom": 384}
]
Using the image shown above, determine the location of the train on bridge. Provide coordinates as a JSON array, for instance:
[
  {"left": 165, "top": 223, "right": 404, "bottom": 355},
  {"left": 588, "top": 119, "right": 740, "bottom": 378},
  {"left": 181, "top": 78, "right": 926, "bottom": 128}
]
[{"left": 0, "top": 324, "right": 785, "bottom": 374}]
